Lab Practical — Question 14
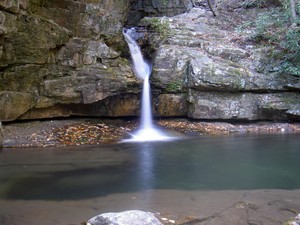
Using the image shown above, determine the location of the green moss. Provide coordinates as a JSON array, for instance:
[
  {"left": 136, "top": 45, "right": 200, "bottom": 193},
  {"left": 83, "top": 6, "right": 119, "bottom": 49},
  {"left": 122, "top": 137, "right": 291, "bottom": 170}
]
[
  {"left": 166, "top": 81, "right": 182, "bottom": 92},
  {"left": 141, "top": 17, "right": 172, "bottom": 39},
  {"left": 161, "top": 0, "right": 169, "bottom": 6}
]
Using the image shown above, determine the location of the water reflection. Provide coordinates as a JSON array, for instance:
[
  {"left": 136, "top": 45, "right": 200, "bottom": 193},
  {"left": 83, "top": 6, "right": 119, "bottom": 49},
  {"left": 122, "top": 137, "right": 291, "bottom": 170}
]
[
  {"left": 0, "top": 135, "right": 300, "bottom": 201},
  {"left": 137, "top": 143, "right": 155, "bottom": 190}
]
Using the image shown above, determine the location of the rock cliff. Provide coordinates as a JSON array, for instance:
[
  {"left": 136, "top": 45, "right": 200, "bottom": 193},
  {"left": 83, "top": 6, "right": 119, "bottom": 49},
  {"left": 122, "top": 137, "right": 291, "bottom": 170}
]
[
  {"left": 0, "top": 0, "right": 193, "bottom": 122},
  {"left": 143, "top": 2, "right": 300, "bottom": 121},
  {"left": 0, "top": 0, "right": 299, "bottom": 122}
]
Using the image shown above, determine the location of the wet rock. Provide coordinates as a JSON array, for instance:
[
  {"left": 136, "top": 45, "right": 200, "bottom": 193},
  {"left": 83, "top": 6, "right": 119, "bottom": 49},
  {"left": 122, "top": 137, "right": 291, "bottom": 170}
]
[{"left": 88, "top": 210, "right": 163, "bottom": 225}]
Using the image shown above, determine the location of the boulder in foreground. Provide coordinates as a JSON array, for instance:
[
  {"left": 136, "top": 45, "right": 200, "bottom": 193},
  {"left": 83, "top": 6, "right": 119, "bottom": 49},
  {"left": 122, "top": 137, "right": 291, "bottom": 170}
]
[{"left": 87, "top": 210, "right": 163, "bottom": 225}]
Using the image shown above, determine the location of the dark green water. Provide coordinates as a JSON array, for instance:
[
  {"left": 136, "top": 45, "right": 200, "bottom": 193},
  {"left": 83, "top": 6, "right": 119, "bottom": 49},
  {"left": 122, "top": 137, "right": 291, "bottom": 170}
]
[{"left": 0, "top": 135, "right": 300, "bottom": 200}]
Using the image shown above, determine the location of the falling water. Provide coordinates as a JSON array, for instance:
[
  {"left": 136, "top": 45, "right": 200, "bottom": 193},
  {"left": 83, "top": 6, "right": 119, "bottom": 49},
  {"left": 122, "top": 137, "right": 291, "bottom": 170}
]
[
  {"left": 140, "top": 76, "right": 153, "bottom": 130},
  {"left": 122, "top": 28, "right": 174, "bottom": 142}
]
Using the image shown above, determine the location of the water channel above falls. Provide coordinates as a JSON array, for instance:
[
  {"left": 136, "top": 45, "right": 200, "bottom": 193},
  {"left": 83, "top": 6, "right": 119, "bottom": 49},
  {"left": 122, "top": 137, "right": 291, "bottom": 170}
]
[{"left": 0, "top": 135, "right": 300, "bottom": 201}]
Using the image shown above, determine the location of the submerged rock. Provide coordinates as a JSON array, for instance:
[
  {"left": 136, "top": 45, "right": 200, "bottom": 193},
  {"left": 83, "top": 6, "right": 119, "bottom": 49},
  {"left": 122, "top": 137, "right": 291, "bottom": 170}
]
[{"left": 87, "top": 210, "right": 163, "bottom": 225}]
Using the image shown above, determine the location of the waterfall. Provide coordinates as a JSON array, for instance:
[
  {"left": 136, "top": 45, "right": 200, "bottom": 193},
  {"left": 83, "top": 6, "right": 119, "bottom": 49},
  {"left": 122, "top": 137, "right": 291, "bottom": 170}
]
[
  {"left": 140, "top": 76, "right": 153, "bottom": 130},
  {"left": 122, "top": 28, "right": 174, "bottom": 142},
  {"left": 122, "top": 28, "right": 150, "bottom": 80}
]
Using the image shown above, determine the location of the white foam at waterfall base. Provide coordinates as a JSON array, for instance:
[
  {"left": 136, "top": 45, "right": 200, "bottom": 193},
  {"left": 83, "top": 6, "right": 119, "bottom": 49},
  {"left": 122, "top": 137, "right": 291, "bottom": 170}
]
[
  {"left": 122, "top": 28, "right": 176, "bottom": 142},
  {"left": 128, "top": 127, "right": 175, "bottom": 142}
]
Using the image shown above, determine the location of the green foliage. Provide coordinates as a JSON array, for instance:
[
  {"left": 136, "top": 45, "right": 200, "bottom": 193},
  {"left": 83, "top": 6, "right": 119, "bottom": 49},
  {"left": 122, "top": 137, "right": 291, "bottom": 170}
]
[
  {"left": 235, "top": 21, "right": 253, "bottom": 33},
  {"left": 282, "top": 25, "right": 300, "bottom": 52},
  {"left": 147, "top": 18, "right": 172, "bottom": 39},
  {"left": 242, "top": 0, "right": 283, "bottom": 8},
  {"left": 250, "top": 9, "right": 289, "bottom": 42},
  {"left": 237, "top": 0, "right": 300, "bottom": 76},
  {"left": 280, "top": 26, "right": 300, "bottom": 75},
  {"left": 242, "top": 0, "right": 269, "bottom": 8},
  {"left": 161, "top": 0, "right": 169, "bottom": 6}
]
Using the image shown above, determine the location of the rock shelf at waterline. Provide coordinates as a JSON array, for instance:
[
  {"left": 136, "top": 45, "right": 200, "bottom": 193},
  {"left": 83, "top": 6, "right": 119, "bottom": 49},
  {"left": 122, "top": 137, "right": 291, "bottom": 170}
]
[{"left": 2, "top": 119, "right": 300, "bottom": 148}]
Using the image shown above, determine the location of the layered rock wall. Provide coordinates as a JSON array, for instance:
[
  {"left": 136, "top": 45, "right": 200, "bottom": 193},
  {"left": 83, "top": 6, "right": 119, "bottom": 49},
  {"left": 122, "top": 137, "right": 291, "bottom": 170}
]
[
  {"left": 145, "top": 7, "right": 300, "bottom": 121},
  {"left": 0, "top": 0, "right": 135, "bottom": 122},
  {"left": 1, "top": 0, "right": 299, "bottom": 122}
]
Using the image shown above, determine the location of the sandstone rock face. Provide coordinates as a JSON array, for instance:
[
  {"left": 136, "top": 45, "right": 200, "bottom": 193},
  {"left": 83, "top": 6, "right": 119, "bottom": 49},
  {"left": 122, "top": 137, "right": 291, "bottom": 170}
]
[
  {"left": 0, "top": 0, "right": 196, "bottom": 122},
  {"left": 188, "top": 91, "right": 300, "bottom": 120},
  {"left": 156, "top": 94, "right": 188, "bottom": 116},
  {"left": 1, "top": 1, "right": 299, "bottom": 122},
  {"left": 0, "top": 91, "right": 35, "bottom": 121},
  {"left": 143, "top": 7, "right": 300, "bottom": 121},
  {"left": 127, "top": 0, "right": 194, "bottom": 25},
  {"left": 0, "top": 0, "right": 137, "bottom": 121}
]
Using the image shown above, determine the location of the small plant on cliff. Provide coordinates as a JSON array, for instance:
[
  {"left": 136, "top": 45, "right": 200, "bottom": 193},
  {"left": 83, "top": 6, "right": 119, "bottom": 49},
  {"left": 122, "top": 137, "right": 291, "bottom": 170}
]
[
  {"left": 166, "top": 82, "right": 182, "bottom": 93},
  {"left": 241, "top": 0, "right": 282, "bottom": 8},
  {"left": 280, "top": 25, "right": 300, "bottom": 75},
  {"left": 147, "top": 18, "right": 172, "bottom": 39},
  {"left": 161, "top": 0, "right": 169, "bottom": 6},
  {"left": 250, "top": 8, "right": 289, "bottom": 42}
]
